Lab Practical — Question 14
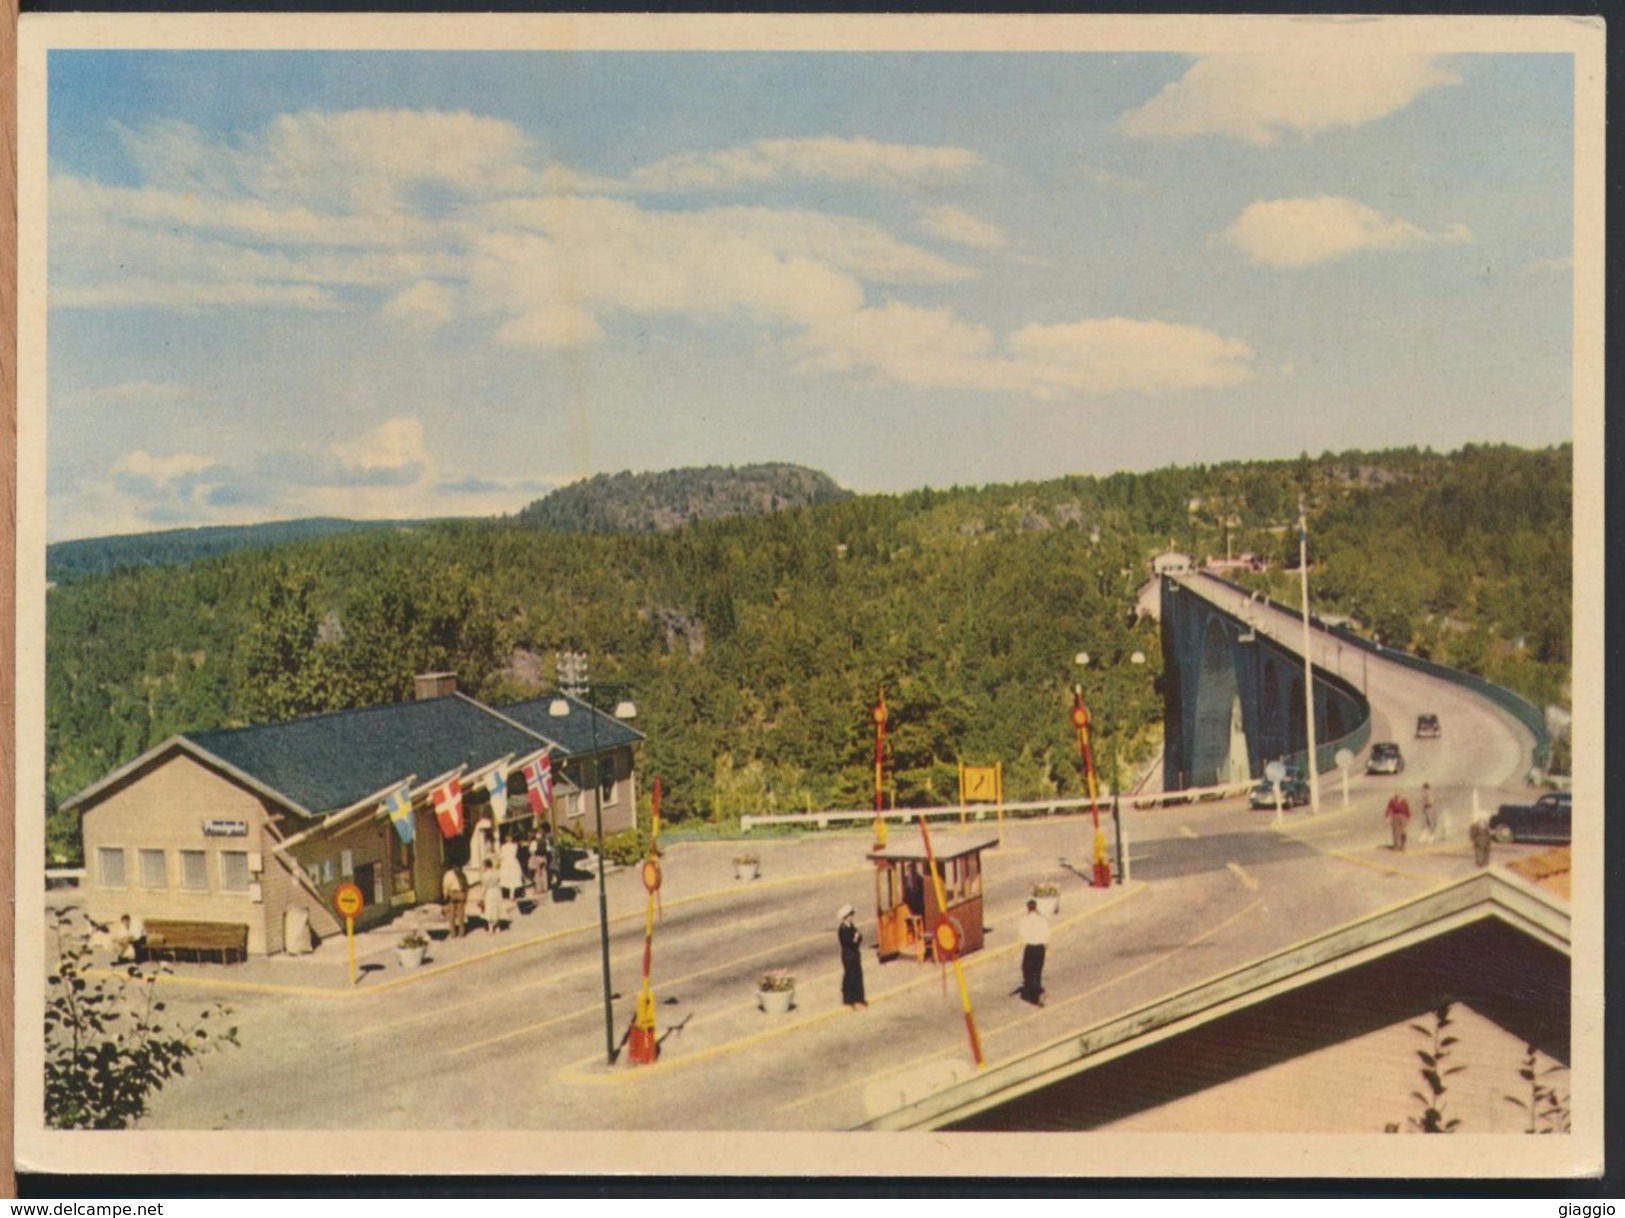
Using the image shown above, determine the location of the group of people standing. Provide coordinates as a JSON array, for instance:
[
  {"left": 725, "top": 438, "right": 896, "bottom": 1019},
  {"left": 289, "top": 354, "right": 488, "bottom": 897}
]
[
  {"left": 441, "top": 821, "right": 555, "bottom": 938},
  {"left": 1384, "top": 782, "right": 1443, "bottom": 853},
  {"left": 832, "top": 896, "right": 1053, "bottom": 1011}
]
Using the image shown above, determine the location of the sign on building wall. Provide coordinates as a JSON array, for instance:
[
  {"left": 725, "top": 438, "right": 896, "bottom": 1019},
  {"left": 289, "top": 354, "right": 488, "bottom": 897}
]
[{"left": 202, "top": 818, "right": 249, "bottom": 837}]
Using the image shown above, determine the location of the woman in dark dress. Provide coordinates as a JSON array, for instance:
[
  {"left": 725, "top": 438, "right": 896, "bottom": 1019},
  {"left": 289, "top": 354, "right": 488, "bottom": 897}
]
[{"left": 838, "top": 905, "right": 867, "bottom": 1009}]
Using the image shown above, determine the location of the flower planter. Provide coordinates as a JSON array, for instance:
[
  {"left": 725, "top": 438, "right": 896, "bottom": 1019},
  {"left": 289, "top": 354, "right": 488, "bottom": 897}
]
[
  {"left": 757, "top": 987, "right": 794, "bottom": 1014},
  {"left": 395, "top": 944, "right": 427, "bottom": 968},
  {"left": 1034, "top": 895, "right": 1060, "bottom": 918},
  {"left": 735, "top": 861, "right": 759, "bottom": 881}
]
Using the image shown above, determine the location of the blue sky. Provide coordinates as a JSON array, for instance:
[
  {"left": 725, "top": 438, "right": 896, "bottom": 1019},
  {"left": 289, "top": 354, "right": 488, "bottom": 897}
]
[{"left": 45, "top": 49, "right": 1575, "bottom": 540}]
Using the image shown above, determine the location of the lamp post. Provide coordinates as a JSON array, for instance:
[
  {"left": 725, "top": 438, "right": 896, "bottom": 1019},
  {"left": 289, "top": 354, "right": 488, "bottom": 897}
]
[
  {"left": 1074, "top": 648, "right": 1148, "bottom": 885},
  {"left": 550, "top": 682, "right": 637, "bottom": 1066}
]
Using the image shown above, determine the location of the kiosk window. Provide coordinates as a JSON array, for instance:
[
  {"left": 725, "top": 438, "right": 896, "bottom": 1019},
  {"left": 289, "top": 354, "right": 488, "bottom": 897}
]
[
  {"left": 98, "top": 847, "right": 127, "bottom": 889},
  {"left": 220, "top": 850, "right": 251, "bottom": 893},
  {"left": 138, "top": 849, "right": 167, "bottom": 890},
  {"left": 179, "top": 850, "right": 209, "bottom": 891}
]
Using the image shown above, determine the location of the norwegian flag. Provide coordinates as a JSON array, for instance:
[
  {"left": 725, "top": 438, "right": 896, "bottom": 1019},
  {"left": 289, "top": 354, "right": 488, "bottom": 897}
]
[
  {"left": 432, "top": 776, "right": 465, "bottom": 840},
  {"left": 522, "top": 754, "right": 553, "bottom": 817}
]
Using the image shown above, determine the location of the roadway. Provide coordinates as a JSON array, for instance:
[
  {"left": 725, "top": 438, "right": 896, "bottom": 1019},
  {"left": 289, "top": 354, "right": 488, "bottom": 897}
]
[{"left": 111, "top": 582, "right": 1544, "bottom": 1134}]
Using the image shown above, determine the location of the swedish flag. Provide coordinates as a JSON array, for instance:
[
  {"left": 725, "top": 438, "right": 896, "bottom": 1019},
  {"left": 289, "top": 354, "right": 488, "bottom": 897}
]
[{"left": 383, "top": 783, "right": 414, "bottom": 846}]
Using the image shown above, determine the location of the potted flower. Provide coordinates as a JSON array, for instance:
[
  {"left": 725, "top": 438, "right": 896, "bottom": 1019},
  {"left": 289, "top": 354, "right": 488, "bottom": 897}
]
[
  {"left": 1032, "top": 881, "right": 1062, "bottom": 918},
  {"left": 757, "top": 968, "right": 795, "bottom": 1014},
  {"left": 733, "top": 851, "right": 761, "bottom": 881},
  {"left": 395, "top": 930, "right": 429, "bottom": 968}
]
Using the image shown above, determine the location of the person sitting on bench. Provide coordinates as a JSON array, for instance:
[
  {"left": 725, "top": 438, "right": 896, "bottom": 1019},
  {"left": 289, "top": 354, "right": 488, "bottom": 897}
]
[{"left": 113, "top": 913, "right": 146, "bottom": 962}]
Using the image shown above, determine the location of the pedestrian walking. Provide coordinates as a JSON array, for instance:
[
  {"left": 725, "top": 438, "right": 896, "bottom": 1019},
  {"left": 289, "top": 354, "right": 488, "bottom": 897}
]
[
  {"left": 499, "top": 835, "right": 523, "bottom": 901},
  {"left": 441, "top": 865, "right": 467, "bottom": 939},
  {"left": 1017, "top": 898, "right": 1049, "bottom": 1006},
  {"left": 1385, "top": 792, "right": 1412, "bottom": 852},
  {"left": 516, "top": 835, "right": 532, "bottom": 898},
  {"left": 1470, "top": 807, "right": 1493, "bottom": 868},
  {"left": 1420, "top": 783, "right": 1438, "bottom": 842},
  {"left": 480, "top": 858, "right": 508, "bottom": 932},
  {"left": 529, "top": 830, "right": 550, "bottom": 898},
  {"left": 837, "top": 904, "right": 867, "bottom": 1009}
]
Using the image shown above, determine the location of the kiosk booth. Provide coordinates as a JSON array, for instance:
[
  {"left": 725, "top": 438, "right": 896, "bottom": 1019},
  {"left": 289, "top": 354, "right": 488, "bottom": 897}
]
[{"left": 867, "top": 834, "right": 997, "bottom": 962}]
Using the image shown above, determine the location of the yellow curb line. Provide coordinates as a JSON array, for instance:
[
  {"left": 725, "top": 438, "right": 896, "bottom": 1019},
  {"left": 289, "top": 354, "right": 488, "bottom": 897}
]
[
  {"left": 1226, "top": 861, "right": 1259, "bottom": 891},
  {"left": 1324, "top": 849, "right": 1455, "bottom": 883},
  {"left": 565, "top": 883, "right": 1150, "bottom": 1089}
]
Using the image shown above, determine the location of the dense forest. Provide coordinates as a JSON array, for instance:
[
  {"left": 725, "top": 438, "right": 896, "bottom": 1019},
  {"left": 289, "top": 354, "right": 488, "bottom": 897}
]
[
  {"left": 43, "top": 444, "right": 1571, "bottom": 864},
  {"left": 45, "top": 517, "right": 434, "bottom": 584},
  {"left": 513, "top": 463, "right": 852, "bottom": 533}
]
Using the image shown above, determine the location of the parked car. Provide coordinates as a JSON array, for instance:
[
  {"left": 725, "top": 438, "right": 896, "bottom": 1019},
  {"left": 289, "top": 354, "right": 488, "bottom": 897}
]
[
  {"left": 1249, "top": 773, "right": 1310, "bottom": 809},
  {"left": 1366, "top": 742, "right": 1406, "bottom": 775},
  {"left": 1416, "top": 714, "right": 1441, "bottom": 739},
  {"left": 1489, "top": 790, "right": 1572, "bottom": 844}
]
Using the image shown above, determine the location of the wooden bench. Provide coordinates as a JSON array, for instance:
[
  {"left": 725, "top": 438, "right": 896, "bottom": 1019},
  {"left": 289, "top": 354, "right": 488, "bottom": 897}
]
[{"left": 142, "top": 919, "right": 250, "bottom": 964}]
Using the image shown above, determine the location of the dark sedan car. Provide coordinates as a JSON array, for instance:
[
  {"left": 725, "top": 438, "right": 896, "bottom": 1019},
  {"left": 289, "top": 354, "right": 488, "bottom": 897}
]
[
  {"left": 1416, "top": 714, "right": 1441, "bottom": 738},
  {"left": 1250, "top": 774, "right": 1310, "bottom": 809},
  {"left": 1488, "top": 790, "right": 1572, "bottom": 844},
  {"left": 1366, "top": 742, "right": 1406, "bottom": 775}
]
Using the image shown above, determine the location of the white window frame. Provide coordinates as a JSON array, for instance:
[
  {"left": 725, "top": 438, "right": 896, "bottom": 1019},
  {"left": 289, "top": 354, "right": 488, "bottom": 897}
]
[
  {"left": 179, "top": 849, "right": 209, "bottom": 892},
  {"left": 97, "top": 846, "right": 127, "bottom": 889},
  {"left": 138, "top": 848, "right": 168, "bottom": 890},
  {"left": 219, "top": 850, "right": 251, "bottom": 893}
]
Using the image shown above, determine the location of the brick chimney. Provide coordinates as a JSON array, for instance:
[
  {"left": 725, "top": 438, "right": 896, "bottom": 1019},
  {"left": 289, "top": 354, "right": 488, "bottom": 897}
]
[{"left": 413, "top": 672, "right": 458, "bottom": 700}]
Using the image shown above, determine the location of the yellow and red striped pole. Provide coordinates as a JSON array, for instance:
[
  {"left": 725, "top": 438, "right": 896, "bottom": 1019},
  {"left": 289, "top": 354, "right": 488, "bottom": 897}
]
[
  {"left": 872, "top": 687, "right": 888, "bottom": 850},
  {"left": 915, "top": 816, "right": 983, "bottom": 1069},
  {"left": 628, "top": 777, "right": 663, "bottom": 1065}
]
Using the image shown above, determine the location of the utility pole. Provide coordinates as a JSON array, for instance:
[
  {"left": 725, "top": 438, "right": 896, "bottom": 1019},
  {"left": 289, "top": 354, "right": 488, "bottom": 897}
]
[{"left": 1298, "top": 498, "right": 1321, "bottom": 813}]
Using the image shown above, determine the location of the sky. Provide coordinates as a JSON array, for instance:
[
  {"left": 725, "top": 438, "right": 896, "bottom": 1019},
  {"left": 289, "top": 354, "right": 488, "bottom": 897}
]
[{"left": 43, "top": 47, "right": 1575, "bottom": 541}]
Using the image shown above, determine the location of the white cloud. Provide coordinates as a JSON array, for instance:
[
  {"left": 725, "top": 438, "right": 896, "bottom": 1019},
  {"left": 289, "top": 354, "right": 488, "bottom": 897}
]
[
  {"left": 54, "top": 107, "right": 1260, "bottom": 407},
  {"left": 1219, "top": 196, "right": 1473, "bottom": 268},
  {"left": 1007, "top": 318, "right": 1256, "bottom": 394},
  {"left": 384, "top": 280, "right": 460, "bottom": 330},
  {"left": 112, "top": 449, "right": 221, "bottom": 487},
  {"left": 1120, "top": 54, "right": 1460, "bottom": 144},
  {"left": 921, "top": 205, "right": 1007, "bottom": 250},
  {"left": 115, "top": 110, "right": 544, "bottom": 212},
  {"left": 794, "top": 304, "right": 1255, "bottom": 396},
  {"left": 621, "top": 136, "right": 985, "bottom": 193},
  {"left": 331, "top": 417, "right": 431, "bottom": 481}
]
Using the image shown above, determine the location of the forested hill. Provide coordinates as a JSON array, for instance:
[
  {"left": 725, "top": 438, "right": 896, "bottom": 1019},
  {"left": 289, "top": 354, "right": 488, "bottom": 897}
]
[
  {"left": 44, "top": 443, "right": 1572, "bottom": 862},
  {"left": 515, "top": 463, "right": 851, "bottom": 533},
  {"left": 46, "top": 517, "right": 434, "bottom": 584}
]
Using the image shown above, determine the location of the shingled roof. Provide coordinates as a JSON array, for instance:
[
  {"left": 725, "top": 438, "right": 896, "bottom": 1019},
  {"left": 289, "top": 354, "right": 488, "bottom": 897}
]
[
  {"left": 494, "top": 692, "right": 646, "bottom": 756},
  {"left": 186, "top": 694, "right": 553, "bottom": 817}
]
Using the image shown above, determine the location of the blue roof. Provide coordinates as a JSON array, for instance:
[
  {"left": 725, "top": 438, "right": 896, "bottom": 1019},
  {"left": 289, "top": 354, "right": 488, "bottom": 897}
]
[
  {"left": 186, "top": 693, "right": 553, "bottom": 817},
  {"left": 493, "top": 693, "right": 646, "bottom": 756}
]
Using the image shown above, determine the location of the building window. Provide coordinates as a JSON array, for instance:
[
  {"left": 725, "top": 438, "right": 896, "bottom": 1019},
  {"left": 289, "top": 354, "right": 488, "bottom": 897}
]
[
  {"left": 138, "top": 849, "right": 167, "bottom": 890},
  {"left": 97, "top": 847, "right": 127, "bottom": 889},
  {"left": 179, "top": 850, "right": 209, "bottom": 892},
  {"left": 220, "top": 850, "right": 251, "bottom": 893}
]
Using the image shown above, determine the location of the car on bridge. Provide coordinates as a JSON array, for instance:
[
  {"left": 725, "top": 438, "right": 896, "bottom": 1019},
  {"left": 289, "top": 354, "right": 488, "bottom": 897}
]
[
  {"left": 1249, "top": 773, "right": 1310, "bottom": 810},
  {"left": 1366, "top": 742, "right": 1406, "bottom": 775},
  {"left": 1416, "top": 714, "right": 1441, "bottom": 739},
  {"left": 1489, "top": 790, "right": 1572, "bottom": 844}
]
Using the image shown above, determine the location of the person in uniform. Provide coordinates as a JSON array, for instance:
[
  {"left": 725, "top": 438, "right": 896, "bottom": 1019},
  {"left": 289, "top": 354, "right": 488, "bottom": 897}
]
[
  {"left": 837, "top": 905, "right": 867, "bottom": 1009},
  {"left": 1017, "top": 899, "right": 1049, "bottom": 1006}
]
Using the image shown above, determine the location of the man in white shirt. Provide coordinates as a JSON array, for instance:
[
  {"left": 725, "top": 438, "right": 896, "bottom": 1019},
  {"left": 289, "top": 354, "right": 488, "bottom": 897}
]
[{"left": 1018, "top": 899, "right": 1049, "bottom": 1006}]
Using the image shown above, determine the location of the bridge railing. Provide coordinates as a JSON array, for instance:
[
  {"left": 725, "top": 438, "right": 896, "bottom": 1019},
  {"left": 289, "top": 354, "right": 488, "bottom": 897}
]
[{"left": 1191, "top": 570, "right": 1549, "bottom": 770}]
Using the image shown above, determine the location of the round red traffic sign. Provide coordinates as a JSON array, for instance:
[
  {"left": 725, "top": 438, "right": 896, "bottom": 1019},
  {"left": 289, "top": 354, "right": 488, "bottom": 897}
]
[
  {"left": 641, "top": 859, "right": 662, "bottom": 894},
  {"left": 934, "top": 915, "right": 963, "bottom": 957},
  {"left": 333, "top": 881, "right": 365, "bottom": 919}
]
